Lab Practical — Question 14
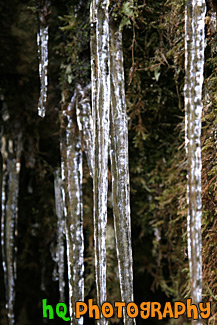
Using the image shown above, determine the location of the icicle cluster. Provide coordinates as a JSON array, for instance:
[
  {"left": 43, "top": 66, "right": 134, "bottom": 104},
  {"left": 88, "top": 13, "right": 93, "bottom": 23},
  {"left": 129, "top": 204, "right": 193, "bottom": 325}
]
[
  {"left": 54, "top": 169, "right": 66, "bottom": 302},
  {"left": 184, "top": 0, "right": 206, "bottom": 317},
  {"left": 1, "top": 135, "right": 22, "bottom": 325},
  {"left": 60, "top": 94, "right": 84, "bottom": 325},
  {"left": 90, "top": 1, "right": 135, "bottom": 324},
  {"left": 37, "top": 25, "right": 48, "bottom": 118},
  {"left": 54, "top": 2, "right": 135, "bottom": 324}
]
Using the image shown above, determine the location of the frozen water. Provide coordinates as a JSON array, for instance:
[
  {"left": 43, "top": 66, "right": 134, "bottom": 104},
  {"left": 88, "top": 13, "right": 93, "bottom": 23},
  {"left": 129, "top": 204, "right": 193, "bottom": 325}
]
[
  {"left": 37, "top": 26, "right": 49, "bottom": 118},
  {"left": 1, "top": 136, "right": 21, "bottom": 325},
  {"left": 60, "top": 95, "right": 84, "bottom": 324},
  {"left": 184, "top": 0, "right": 206, "bottom": 314},
  {"left": 54, "top": 169, "right": 66, "bottom": 302},
  {"left": 109, "top": 20, "right": 135, "bottom": 325},
  {"left": 91, "top": 2, "right": 110, "bottom": 324}
]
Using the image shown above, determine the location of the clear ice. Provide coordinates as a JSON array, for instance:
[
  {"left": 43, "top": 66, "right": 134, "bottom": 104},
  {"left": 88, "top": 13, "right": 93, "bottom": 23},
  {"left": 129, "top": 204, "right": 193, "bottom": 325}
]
[
  {"left": 54, "top": 169, "right": 66, "bottom": 302},
  {"left": 184, "top": 0, "right": 206, "bottom": 318},
  {"left": 37, "top": 25, "right": 49, "bottom": 118},
  {"left": 91, "top": 1, "right": 110, "bottom": 323},
  {"left": 1, "top": 136, "right": 22, "bottom": 325},
  {"left": 60, "top": 94, "right": 84, "bottom": 325},
  {"left": 76, "top": 83, "right": 93, "bottom": 177},
  {"left": 90, "top": 2, "right": 136, "bottom": 323},
  {"left": 109, "top": 19, "right": 135, "bottom": 325}
]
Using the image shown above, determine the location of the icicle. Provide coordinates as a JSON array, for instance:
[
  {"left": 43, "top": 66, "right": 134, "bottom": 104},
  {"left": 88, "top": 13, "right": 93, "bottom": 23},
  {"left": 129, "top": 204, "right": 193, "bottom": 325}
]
[
  {"left": 37, "top": 25, "right": 49, "bottom": 118},
  {"left": 109, "top": 19, "right": 135, "bottom": 325},
  {"left": 1, "top": 135, "right": 22, "bottom": 325},
  {"left": 54, "top": 169, "right": 65, "bottom": 302},
  {"left": 184, "top": 0, "right": 206, "bottom": 319},
  {"left": 76, "top": 84, "right": 94, "bottom": 177},
  {"left": 210, "top": 10, "right": 217, "bottom": 30},
  {"left": 90, "top": 1, "right": 97, "bottom": 143},
  {"left": 60, "top": 94, "right": 84, "bottom": 325},
  {"left": 91, "top": 1, "right": 110, "bottom": 323}
]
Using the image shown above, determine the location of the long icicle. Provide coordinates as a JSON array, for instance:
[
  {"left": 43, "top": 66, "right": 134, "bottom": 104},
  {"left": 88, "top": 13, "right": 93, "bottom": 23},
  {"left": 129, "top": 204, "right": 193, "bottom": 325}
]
[
  {"left": 60, "top": 93, "right": 84, "bottom": 325},
  {"left": 184, "top": 0, "right": 206, "bottom": 321},
  {"left": 37, "top": 1, "right": 49, "bottom": 118},
  {"left": 91, "top": 1, "right": 110, "bottom": 322},
  {"left": 54, "top": 169, "right": 66, "bottom": 302},
  {"left": 1, "top": 135, "right": 21, "bottom": 325},
  {"left": 109, "top": 19, "right": 135, "bottom": 325}
]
